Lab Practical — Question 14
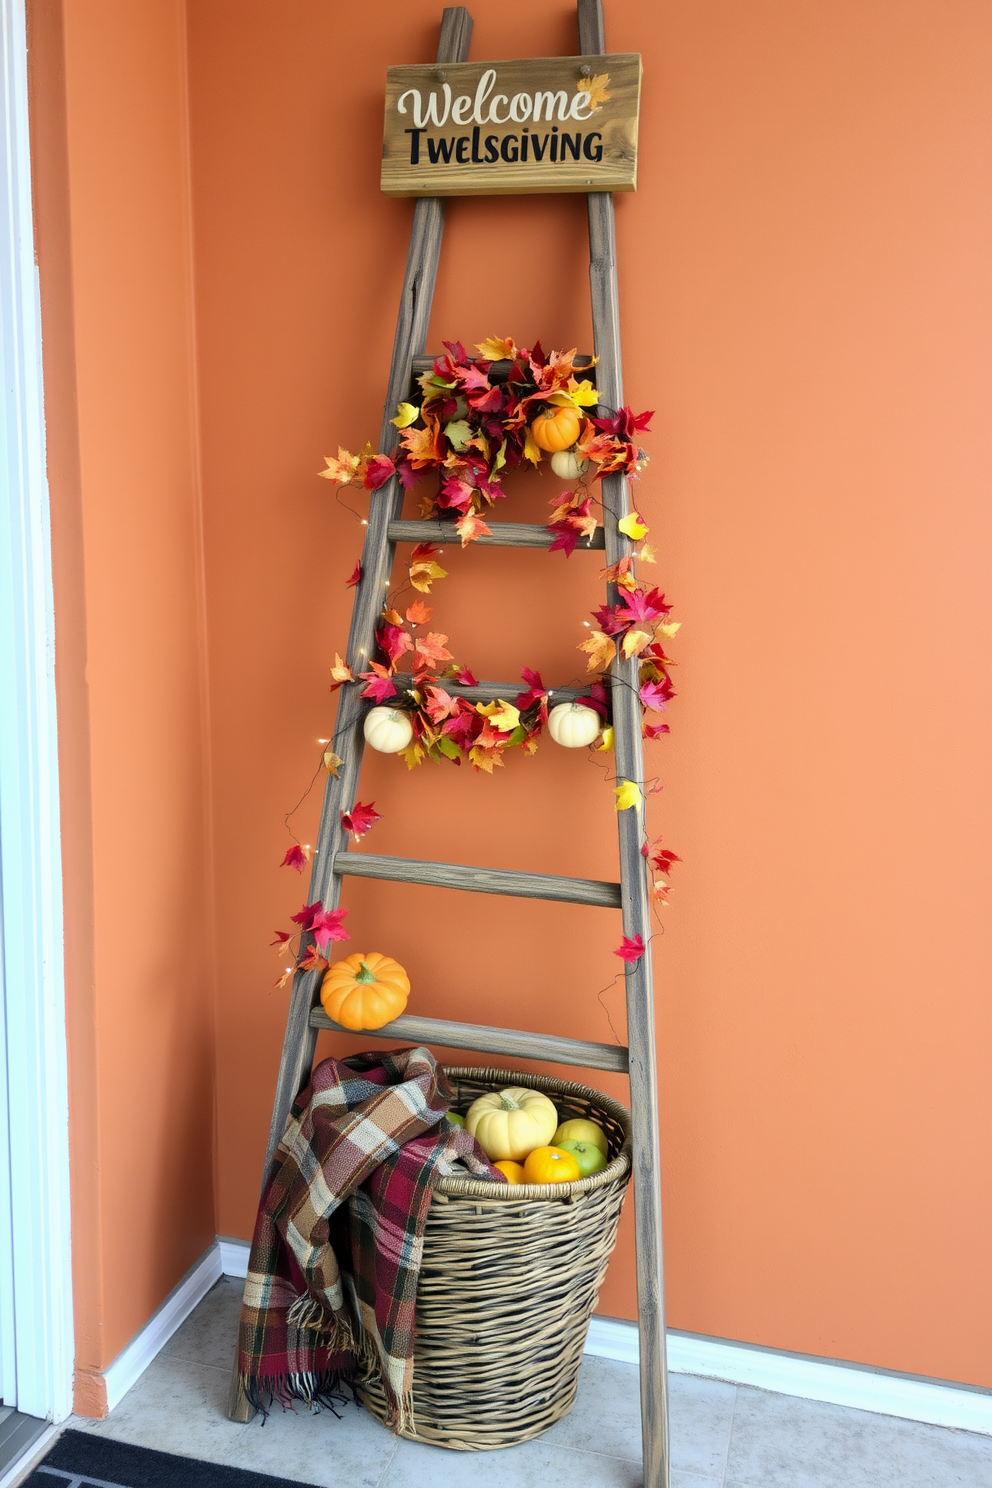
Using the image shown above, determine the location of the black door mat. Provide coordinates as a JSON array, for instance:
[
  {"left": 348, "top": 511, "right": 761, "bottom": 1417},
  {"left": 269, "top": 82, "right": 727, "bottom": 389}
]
[{"left": 25, "top": 1429, "right": 322, "bottom": 1488}]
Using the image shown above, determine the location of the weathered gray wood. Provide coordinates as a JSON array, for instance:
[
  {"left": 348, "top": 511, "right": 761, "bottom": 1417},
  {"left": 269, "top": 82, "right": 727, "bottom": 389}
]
[
  {"left": 389, "top": 674, "right": 588, "bottom": 705},
  {"left": 332, "top": 851, "right": 622, "bottom": 908},
  {"left": 579, "top": 2, "right": 671, "bottom": 1485},
  {"left": 227, "top": 5, "right": 475, "bottom": 1427},
  {"left": 388, "top": 518, "right": 605, "bottom": 549},
  {"left": 410, "top": 352, "right": 594, "bottom": 379},
  {"left": 309, "top": 1008, "right": 629, "bottom": 1074}
]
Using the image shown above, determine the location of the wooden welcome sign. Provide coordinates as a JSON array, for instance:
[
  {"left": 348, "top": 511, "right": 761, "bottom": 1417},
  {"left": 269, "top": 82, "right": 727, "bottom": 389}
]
[{"left": 381, "top": 52, "right": 641, "bottom": 196}]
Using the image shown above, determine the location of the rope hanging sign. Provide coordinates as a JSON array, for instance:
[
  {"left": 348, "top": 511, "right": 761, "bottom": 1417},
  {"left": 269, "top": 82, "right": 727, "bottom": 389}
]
[{"left": 381, "top": 52, "right": 641, "bottom": 196}]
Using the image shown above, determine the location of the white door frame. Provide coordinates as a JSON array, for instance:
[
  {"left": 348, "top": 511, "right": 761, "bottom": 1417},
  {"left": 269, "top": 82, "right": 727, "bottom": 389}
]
[{"left": 0, "top": 0, "right": 74, "bottom": 1425}]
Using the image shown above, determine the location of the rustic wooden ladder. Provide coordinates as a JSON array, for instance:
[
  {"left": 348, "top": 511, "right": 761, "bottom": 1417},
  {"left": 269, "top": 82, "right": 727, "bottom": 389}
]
[{"left": 228, "top": 2, "right": 671, "bottom": 1483}]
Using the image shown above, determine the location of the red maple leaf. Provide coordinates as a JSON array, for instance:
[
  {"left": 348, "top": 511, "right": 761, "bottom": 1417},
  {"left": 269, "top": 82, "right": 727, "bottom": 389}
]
[
  {"left": 377, "top": 620, "right": 414, "bottom": 670},
  {"left": 451, "top": 665, "right": 478, "bottom": 685},
  {"left": 363, "top": 454, "right": 395, "bottom": 490},
  {"left": 280, "top": 844, "right": 311, "bottom": 872},
  {"left": 593, "top": 407, "right": 654, "bottom": 437},
  {"left": 639, "top": 679, "right": 672, "bottom": 712},
  {"left": 290, "top": 901, "right": 323, "bottom": 931},
  {"left": 346, "top": 561, "right": 362, "bottom": 587},
  {"left": 641, "top": 839, "right": 682, "bottom": 875},
  {"left": 423, "top": 685, "right": 458, "bottom": 724},
  {"left": 643, "top": 722, "right": 671, "bottom": 741},
  {"left": 614, "top": 934, "right": 645, "bottom": 963},
  {"left": 360, "top": 670, "right": 398, "bottom": 703},
  {"left": 340, "top": 801, "right": 382, "bottom": 840},
  {"left": 310, "top": 907, "right": 350, "bottom": 950},
  {"left": 270, "top": 930, "right": 292, "bottom": 952}
]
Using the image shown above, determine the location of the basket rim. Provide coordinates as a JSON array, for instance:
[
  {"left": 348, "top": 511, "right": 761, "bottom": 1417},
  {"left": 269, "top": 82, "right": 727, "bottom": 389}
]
[{"left": 435, "top": 1064, "right": 632, "bottom": 1200}]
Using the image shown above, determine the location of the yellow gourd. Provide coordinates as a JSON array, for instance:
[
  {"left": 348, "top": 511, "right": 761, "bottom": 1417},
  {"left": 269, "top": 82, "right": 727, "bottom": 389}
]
[{"left": 464, "top": 1086, "right": 559, "bottom": 1161}]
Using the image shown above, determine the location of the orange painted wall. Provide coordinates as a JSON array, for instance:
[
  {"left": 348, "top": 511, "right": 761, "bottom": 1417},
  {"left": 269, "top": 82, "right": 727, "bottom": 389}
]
[
  {"left": 28, "top": 0, "right": 217, "bottom": 1413},
  {"left": 188, "top": 0, "right": 992, "bottom": 1387},
  {"left": 31, "top": 0, "right": 992, "bottom": 1408}
]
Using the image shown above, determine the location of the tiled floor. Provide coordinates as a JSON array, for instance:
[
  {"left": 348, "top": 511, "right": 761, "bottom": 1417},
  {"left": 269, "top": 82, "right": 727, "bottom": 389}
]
[{"left": 62, "top": 1278, "right": 992, "bottom": 1488}]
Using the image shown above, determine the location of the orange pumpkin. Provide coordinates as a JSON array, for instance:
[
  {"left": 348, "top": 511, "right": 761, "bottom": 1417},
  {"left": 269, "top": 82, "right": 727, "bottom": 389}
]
[
  {"left": 522, "top": 1145, "right": 582, "bottom": 1185},
  {"left": 530, "top": 405, "right": 581, "bottom": 452},
  {"left": 320, "top": 952, "right": 410, "bottom": 1031},
  {"left": 494, "top": 1160, "right": 526, "bottom": 1184}
]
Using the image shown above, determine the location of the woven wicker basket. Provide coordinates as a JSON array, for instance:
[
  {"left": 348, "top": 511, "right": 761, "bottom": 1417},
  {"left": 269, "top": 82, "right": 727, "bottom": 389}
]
[{"left": 355, "top": 1065, "right": 632, "bottom": 1451}]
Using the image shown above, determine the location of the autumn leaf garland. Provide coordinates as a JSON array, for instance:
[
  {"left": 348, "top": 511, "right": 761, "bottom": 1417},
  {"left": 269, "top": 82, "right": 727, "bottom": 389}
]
[
  {"left": 319, "top": 337, "right": 652, "bottom": 548},
  {"left": 272, "top": 335, "right": 680, "bottom": 984}
]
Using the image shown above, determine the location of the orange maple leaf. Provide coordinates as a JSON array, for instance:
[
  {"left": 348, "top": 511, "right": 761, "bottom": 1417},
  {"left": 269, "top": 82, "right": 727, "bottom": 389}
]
[
  {"left": 578, "top": 630, "right": 617, "bottom": 672},
  {"left": 475, "top": 335, "right": 517, "bottom": 361},
  {"left": 319, "top": 448, "right": 361, "bottom": 484},
  {"left": 405, "top": 599, "right": 433, "bottom": 625},
  {"left": 576, "top": 72, "right": 611, "bottom": 111},
  {"left": 456, "top": 512, "right": 493, "bottom": 546}
]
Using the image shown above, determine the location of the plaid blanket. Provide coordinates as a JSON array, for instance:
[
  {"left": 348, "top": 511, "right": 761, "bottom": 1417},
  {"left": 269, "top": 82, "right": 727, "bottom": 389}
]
[{"left": 237, "top": 1046, "right": 501, "bottom": 1429}]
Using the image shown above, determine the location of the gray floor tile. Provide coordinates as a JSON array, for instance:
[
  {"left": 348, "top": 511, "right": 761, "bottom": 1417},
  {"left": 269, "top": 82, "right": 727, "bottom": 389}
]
[
  {"left": 71, "top": 1357, "right": 247, "bottom": 1464},
  {"left": 545, "top": 1354, "right": 736, "bottom": 1479},
  {"left": 724, "top": 1384, "right": 992, "bottom": 1488},
  {"left": 229, "top": 1399, "right": 398, "bottom": 1488},
  {"left": 386, "top": 1434, "right": 646, "bottom": 1487},
  {"left": 158, "top": 1275, "right": 244, "bottom": 1371}
]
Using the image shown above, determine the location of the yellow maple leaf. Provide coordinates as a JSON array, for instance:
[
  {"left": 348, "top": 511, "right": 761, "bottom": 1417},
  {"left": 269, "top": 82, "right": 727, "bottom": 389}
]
[
  {"left": 621, "top": 628, "right": 653, "bottom": 659},
  {"left": 469, "top": 744, "right": 504, "bottom": 774},
  {"left": 547, "top": 383, "right": 601, "bottom": 410},
  {"left": 637, "top": 543, "right": 657, "bottom": 564},
  {"left": 320, "top": 448, "right": 361, "bottom": 484},
  {"left": 565, "top": 377, "right": 602, "bottom": 407},
  {"left": 409, "top": 557, "right": 449, "bottom": 593},
  {"left": 657, "top": 620, "right": 681, "bottom": 639},
  {"left": 576, "top": 72, "right": 612, "bottom": 111},
  {"left": 391, "top": 402, "right": 419, "bottom": 429},
  {"left": 618, "top": 511, "right": 648, "bottom": 541},
  {"left": 523, "top": 428, "right": 543, "bottom": 465},
  {"left": 329, "top": 652, "right": 353, "bottom": 684},
  {"left": 488, "top": 700, "right": 520, "bottom": 733},
  {"left": 323, "top": 750, "right": 344, "bottom": 776},
  {"left": 579, "top": 630, "right": 616, "bottom": 672},
  {"left": 614, "top": 779, "right": 643, "bottom": 812},
  {"left": 595, "top": 725, "right": 614, "bottom": 752},
  {"left": 475, "top": 335, "right": 517, "bottom": 361},
  {"left": 401, "top": 742, "right": 425, "bottom": 770}
]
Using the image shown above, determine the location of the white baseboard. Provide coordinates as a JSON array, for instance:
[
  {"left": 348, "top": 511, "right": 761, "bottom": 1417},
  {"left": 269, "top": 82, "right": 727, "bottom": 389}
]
[
  {"left": 217, "top": 1236, "right": 250, "bottom": 1279},
  {"left": 100, "top": 1237, "right": 992, "bottom": 1441},
  {"left": 584, "top": 1316, "right": 992, "bottom": 1437},
  {"left": 102, "top": 1243, "right": 223, "bottom": 1412}
]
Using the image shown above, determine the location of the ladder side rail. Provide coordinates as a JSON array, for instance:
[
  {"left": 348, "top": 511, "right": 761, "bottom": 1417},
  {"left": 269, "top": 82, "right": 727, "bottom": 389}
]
[
  {"left": 260, "top": 8, "right": 475, "bottom": 1174},
  {"left": 578, "top": 3, "right": 672, "bottom": 1486}
]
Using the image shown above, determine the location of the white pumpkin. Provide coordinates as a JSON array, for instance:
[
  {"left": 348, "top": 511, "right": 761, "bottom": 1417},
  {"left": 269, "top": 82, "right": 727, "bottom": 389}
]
[
  {"left": 547, "top": 700, "right": 602, "bottom": 749},
  {"left": 550, "top": 446, "right": 591, "bottom": 480},
  {"left": 464, "top": 1087, "right": 559, "bottom": 1161},
  {"left": 363, "top": 706, "right": 414, "bottom": 754}
]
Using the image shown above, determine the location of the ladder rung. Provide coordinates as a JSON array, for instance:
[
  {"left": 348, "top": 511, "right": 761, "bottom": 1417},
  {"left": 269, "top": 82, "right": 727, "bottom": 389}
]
[
  {"left": 390, "top": 675, "right": 589, "bottom": 706},
  {"left": 332, "top": 852, "right": 622, "bottom": 908},
  {"left": 388, "top": 519, "right": 606, "bottom": 551},
  {"left": 309, "top": 1008, "right": 629, "bottom": 1075},
  {"left": 410, "top": 353, "right": 595, "bottom": 380}
]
